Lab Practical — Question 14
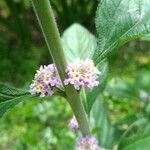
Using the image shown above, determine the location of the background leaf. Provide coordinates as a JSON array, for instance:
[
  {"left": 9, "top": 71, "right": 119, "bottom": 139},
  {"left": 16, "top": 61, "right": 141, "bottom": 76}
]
[
  {"left": 141, "top": 34, "right": 150, "bottom": 41},
  {"left": 61, "top": 23, "right": 105, "bottom": 113},
  {"left": 94, "top": 0, "right": 150, "bottom": 64},
  {"left": 105, "top": 78, "right": 139, "bottom": 100},
  {"left": 90, "top": 96, "right": 114, "bottom": 148},
  {"left": 120, "top": 134, "right": 150, "bottom": 150},
  {"left": 135, "top": 70, "right": 150, "bottom": 93},
  {"left": 61, "top": 23, "right": 96, "bottom": 63},
  {"left": 118, "top": 115, "right": 150, "bottom": 150}
]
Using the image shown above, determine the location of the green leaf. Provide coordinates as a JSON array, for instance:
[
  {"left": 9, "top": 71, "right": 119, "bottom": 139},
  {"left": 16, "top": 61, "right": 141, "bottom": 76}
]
[
  {"left": 119, "top": 134, "right": 150, "bottom": 150},
  {"left": 135, "top": 70, "right": 150, "bottom": 93},
  {"left": 0, "top": 95, "right": 32, "bottom": 118},
  {"left": 90, "top": 96, "right": 114, "bottom": 148},
  {"left": 118, "top": 117, "right": 150, "bottom": 150},
  {"left": 141, "top": 34, "right": 150, "bottom": 41},
  {"left": 105, "top": 78, "right": 139, "bottom": 100},
  {"left": 86, "top": 59, "right": 109, "bottom": 113},
  {"left": 0, "top": 83, "right": 31, "bottom": 117},
  {"left": 0, "top": 83, "right": 29, "bottom": 97},
  {"left": 94, "top": 0, "right": 150, "bottom": 64},
  {"left": 61, "top": 23, "right": 96, "bottom": 63},
  {"left": 0, "top": 93, "right": 13, "bottom": 103}
]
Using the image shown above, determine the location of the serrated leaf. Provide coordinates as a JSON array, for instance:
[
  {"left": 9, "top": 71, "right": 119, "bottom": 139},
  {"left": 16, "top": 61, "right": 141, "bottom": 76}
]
[
  {"left": 90, "top": 96, "right": 114, "bottom": 148},
  {"left": 94, "top": 0, "right": 150, "bottom": 64},
  {"left": 0, "top": 83, "right": 29, "bottom": 96},
  {"left": 0, "top": 95, "right": 32, "bottom": 118},
  {"left": 0, "top": 83, "right": 31, "bottom": 117},
  {"left": 61, "top": 23, "right": 96, "bottom": 63},
  {"left": 86, "top": 59, "right": 109, "bottom": 113},
  {"left": 0, "top": 93, "right": 13, "bottom": 103}
]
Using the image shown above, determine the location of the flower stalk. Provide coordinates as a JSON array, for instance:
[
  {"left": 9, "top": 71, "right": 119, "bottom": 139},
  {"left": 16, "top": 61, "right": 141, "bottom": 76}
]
[{"left": 31, "top": 0, "right": 90, "bottom": 136}]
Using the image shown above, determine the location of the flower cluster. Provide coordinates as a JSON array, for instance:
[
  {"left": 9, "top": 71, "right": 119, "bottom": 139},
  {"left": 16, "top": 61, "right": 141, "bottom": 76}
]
[
  {"left": 69, "top": 116, "right": 79, "bottom": 130},
  {"left": 64, "top": 59, "right": 101, "bottom": 90},
  {"left": 30, "top": 59, "right": 101, "bottom": 96},
  {"left": 29, "top": 64, "right": 62, "bottom": 97},
  {"left": 76, "top": 135, "right": 100, "bottom": 150}
]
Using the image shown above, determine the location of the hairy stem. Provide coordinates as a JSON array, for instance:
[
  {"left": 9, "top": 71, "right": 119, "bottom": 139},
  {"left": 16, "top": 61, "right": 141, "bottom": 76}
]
[{"left": 31, "top": 0, "right": 90, "bottom": 136}]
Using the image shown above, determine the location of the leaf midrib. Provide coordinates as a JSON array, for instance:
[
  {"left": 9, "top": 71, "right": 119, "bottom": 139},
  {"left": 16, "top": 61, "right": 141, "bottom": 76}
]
[
  {"left": 95, "top": 18, "right": 144, "bottom": 64},
  {"left": 0, "top": 95, "right": 30, "bottom": 105},
  {"left": 0, "top": 91, "right": 29, "bottom": 97}
]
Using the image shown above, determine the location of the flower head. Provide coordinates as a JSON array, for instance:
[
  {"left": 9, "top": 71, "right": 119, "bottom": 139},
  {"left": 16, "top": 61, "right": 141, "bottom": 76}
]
[
  {"left": 29, "top": 64, "right": 62, "bottom": 97},
  {"left": 76, "top": 135, "right": 100, "bottom": 150},
  {"left": 69, "top": 116, "right": 79, "bottom": 130},
  {"left": 64, "top": 59, "right": 101, "bottom": 90}
]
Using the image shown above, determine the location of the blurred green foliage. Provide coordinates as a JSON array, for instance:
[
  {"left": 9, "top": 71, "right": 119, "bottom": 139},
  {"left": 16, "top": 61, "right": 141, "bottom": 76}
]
[
  {"left": 0, "top": 0, "right": 150, "bottom": 149},
  {"left": 0, "top": 97, "right": 76, "bottom": 149},
  {"left": 50, "top": 0, "right": 97, "bottom": 30}
]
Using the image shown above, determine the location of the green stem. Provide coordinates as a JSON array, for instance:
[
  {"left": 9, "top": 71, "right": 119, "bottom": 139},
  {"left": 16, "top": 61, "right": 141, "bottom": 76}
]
[
  {"left": 31, "top": 0, "right": 66, "bottom": 80},
  {"left": 66, "top": 85, "right": 90, "bottom": 136},
  {"left": 31, "top": 0, "right": 90, "bottom": 136}
]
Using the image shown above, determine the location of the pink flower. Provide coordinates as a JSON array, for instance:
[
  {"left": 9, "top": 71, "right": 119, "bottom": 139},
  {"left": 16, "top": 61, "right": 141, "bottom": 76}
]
[
  {"left": 69, "top": 116, "right": 79, "bottom": 130},
  {"left": 64, "top": 59, "right": 101, "bottom": 90},
  {"left": 29, "top": 64, "right": 62, "bottom": 97},
  {"left": 76, "top": 135, "right": 100, "bottom": 150}
]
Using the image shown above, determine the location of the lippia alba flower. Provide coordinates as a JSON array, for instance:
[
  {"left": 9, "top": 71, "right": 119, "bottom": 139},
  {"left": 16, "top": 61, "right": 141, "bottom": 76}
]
[
  {"left": 76, "top": 135, "right": 100, "bottom": 150},
  {"left": 29, "top": 64, "right": 62, "bottom": 97},
  {"left": 64, "top": 59, "right": 101, "bottom": 90},
  {"left": 69, "top": 116, "right": 79, "bottom": 130}
]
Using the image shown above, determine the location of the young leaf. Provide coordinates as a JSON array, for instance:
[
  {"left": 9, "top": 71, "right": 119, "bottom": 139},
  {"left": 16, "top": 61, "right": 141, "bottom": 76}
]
[
  {"left": 61, "top": 23, "right": 96, "bottom": 63},
  {"left": 0, "top": 83, "right": 31, "bottom": 117},
  {"left": 94, "top": 0, "right": 150, "bottom": 64},
  {"left": 86, "top": 59, "right": 109, "bottom": 113}
]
